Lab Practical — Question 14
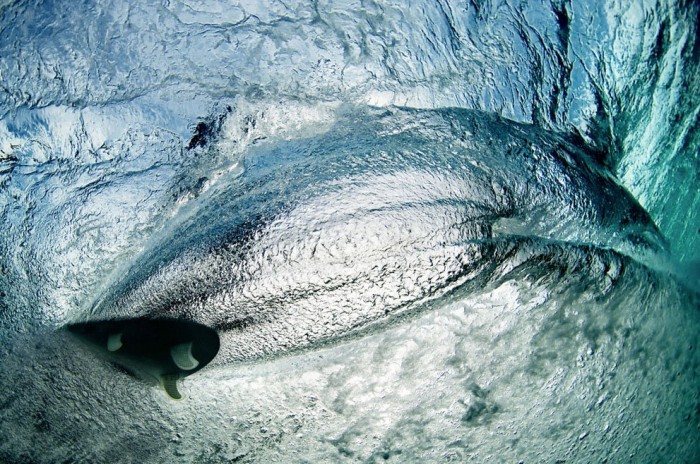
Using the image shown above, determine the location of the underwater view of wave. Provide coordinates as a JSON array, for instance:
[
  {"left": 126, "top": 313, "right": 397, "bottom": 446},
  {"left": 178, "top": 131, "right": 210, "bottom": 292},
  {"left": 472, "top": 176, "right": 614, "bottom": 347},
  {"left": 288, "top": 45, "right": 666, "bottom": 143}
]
[{"left": 0, "top": 0, "right": 698, "bottom": 462}]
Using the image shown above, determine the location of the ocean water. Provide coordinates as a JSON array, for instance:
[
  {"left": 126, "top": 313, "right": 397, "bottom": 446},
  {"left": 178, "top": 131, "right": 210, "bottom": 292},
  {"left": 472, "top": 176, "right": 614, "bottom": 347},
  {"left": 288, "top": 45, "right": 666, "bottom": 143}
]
[{"left": 0, "top": 1, "right": 698, "bottom": 462}]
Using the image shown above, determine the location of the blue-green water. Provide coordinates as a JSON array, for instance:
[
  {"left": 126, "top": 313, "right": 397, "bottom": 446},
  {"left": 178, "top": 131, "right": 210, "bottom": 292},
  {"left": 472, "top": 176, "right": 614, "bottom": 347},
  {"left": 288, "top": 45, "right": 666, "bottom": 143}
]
[{"left": 0, "top": 1, "right": 698, "bottom": 462}]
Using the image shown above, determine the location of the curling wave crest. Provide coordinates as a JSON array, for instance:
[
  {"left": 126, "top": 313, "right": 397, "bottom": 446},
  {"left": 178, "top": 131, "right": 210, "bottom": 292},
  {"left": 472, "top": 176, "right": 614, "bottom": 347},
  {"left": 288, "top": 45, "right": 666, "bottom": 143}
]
[{"left": 0, "top": 0, "right": 699, "bottom": 462}]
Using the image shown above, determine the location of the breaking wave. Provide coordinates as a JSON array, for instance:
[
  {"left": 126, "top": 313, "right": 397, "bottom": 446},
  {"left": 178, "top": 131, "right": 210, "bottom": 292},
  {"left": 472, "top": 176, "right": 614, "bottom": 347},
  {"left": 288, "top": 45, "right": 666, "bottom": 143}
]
[{"left": 0, "top": 1, "right": 698, "bottom": 462}]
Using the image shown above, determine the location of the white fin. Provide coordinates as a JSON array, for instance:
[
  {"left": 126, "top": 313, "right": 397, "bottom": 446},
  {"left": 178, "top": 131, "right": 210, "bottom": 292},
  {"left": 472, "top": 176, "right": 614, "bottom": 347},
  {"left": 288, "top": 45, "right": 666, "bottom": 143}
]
[
  {"left": 171, "top": 342, "right": 199, "bottom": 371},
  {"left": 107, "top": 332, "right": 122, "bottom": 352}
]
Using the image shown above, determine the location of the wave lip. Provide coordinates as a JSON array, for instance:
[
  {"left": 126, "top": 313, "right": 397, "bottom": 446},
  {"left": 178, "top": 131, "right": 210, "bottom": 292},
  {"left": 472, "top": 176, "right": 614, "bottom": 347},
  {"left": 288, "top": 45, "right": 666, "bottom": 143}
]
[{"left": 88, "top": 106, "right": 666, "bottom": 364}]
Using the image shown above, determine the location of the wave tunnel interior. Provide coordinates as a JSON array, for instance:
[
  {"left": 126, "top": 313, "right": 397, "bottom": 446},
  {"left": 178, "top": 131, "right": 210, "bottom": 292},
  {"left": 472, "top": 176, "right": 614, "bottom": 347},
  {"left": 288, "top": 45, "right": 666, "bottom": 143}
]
[{"left": 0, "top": 0, "right": 699, "bottom": 462}]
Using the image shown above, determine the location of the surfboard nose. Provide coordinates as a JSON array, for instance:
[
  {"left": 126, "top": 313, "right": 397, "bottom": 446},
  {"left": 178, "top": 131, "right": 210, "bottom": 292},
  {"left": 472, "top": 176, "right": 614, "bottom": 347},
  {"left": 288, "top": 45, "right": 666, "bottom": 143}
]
[{"left": 66, "top": 317, "right": 220, "bottom": 399}]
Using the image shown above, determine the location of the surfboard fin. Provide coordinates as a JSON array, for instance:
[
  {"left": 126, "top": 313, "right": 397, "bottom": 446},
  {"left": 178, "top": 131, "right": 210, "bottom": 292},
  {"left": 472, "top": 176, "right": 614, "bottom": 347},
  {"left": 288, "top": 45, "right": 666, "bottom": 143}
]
[
  {"left": 162, "top": 374, "right": 182, "bottom": 400},
  {"left": 171, "top": 342, "right": 199, "bottom": 371},
  {"left": 107, "top": 332, "right": 123, "bottom": 352}
]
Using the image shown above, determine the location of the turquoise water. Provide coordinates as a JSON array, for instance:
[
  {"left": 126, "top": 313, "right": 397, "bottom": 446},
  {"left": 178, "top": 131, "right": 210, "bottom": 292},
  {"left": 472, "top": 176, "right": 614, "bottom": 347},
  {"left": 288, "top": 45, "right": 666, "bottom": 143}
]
[{"left": 0, "top": 1, "right": 698, "bottom": 462}]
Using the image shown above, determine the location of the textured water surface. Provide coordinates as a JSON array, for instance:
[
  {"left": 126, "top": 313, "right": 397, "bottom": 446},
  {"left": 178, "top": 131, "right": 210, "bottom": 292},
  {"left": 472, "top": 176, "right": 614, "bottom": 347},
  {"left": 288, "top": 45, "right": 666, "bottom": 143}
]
[{"left": 0, "top": 0, "right": 699, "bottom": 463}]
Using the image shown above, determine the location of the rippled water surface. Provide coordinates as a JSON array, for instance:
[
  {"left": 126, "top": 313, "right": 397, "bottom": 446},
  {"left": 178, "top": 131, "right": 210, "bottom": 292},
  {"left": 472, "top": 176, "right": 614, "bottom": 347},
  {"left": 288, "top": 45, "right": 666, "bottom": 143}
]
[{"left": 1, "top": 1, "right": 699, "bottom": 462}]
